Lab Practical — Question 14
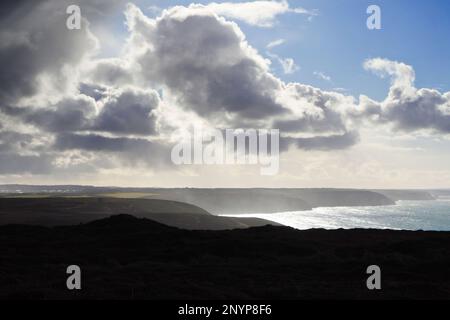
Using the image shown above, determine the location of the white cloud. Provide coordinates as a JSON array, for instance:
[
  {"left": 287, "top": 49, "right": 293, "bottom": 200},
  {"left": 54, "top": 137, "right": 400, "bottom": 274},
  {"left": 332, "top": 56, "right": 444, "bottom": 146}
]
[
  {"left": 194, "top": 0, "right": 317, "bottom": 27},
  {"left": 358, "top": 58, "right": 450, "bottom": 134},
  {"left": 266, "top": 39, "right": 286, "bottom": 49},
  {"left": 267, "top": 52, "right": 300, "bottom": 74},
  {"left": 313, "top": 71, "right": 332, "bottom": 82},
  {"left": 364, "top": 58, "right": 415, "bottom": 94},
  {"left": 121, "top": 3, "right": 355, "bottom": 153},
  {"left": 278, "top": 57, "right": 300, "bottom": 75}
]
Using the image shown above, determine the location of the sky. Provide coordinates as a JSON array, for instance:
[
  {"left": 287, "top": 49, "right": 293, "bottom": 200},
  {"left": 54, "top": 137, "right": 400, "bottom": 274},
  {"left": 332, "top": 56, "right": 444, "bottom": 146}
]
[
  {"left": 1, "top": 0, "right": 450, "bottom": 188},
  {"left": 102, "top": 0, "right": 450, "bottom": 99}
]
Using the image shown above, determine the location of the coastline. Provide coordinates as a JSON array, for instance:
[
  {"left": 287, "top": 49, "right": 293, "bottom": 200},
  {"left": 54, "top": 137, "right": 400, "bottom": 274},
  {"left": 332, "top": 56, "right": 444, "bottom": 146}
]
[{"left": 221, "top": 199, "right": 450, "bottom": 231}]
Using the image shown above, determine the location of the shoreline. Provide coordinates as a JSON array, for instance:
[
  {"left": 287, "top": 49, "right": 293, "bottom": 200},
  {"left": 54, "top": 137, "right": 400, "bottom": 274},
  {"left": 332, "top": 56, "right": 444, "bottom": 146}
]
[{"left": 221, "top": 199, "right": 450, "bottom": 232}]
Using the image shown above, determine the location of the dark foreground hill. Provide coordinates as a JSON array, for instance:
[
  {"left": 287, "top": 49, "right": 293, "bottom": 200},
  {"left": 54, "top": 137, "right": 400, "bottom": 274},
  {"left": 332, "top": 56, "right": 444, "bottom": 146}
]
[
  {"left": 0, "top": 198, "right": 278, "bottom": 230},
  {"left": 1, "top": 214, "right": 449, "bottom": 300}
]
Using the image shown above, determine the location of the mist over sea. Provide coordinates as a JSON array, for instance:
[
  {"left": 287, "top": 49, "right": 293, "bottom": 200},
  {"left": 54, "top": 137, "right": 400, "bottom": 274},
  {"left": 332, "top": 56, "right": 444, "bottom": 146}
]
[{"left": 223, "top": 200, "right": 450, "bottom": 231}]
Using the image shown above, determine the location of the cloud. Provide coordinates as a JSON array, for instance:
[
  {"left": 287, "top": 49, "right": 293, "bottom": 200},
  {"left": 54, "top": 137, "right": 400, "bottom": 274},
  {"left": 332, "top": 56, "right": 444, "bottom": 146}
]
[
  {"left": 364, "top": 58, "right": 416, "bottom": 96},
  {"left": 124, "top": 4, "right": 354, "bottom": 151},
  {"left": 126, "top": 4, "right": 286, "bottom": 123},
  {"left": 0, "top": 153, "right": 54, "bottom": 175},
  {"left": 273, "top": 82, "right": 363, "bottom": 154},
  {"left": 194, "top": 1, "right": 317, "bottom": 27},
  {"left": 0, "top": 1, "right": 99, "bottom": 107},
  {"left": 0, "top": 1, "right": 348, "bottom": 178},
  {"left": 93, "top": 88, "right": 160, "bottom": 135},
  {"left": 54, "top": 133, "right": 172, "bottom": 167},
  {"left": 313, "top": 71, "right": 332, "bottom": 82},
  {"left": 13, "top": 87, "right": 162, "bottom": 137},
  {"left": 0, "top": 130, "right": 35, "bottom": 153},
  {"left": 266, "top": 39, "right": 285, "bottom": 49},
  {"left": 0, "top": 1, "right": 357, "bottom": 178},
  {"left": 268, "top": 53, "right": 300, "bottom": 74},
  {"left": 86, "top": 58, "right": 134, "bottom": 88},
  {"left": 278, "top": 58, "right": 299, "bottom": 75},
  {"left": 359, "top": 58, "right": 450, "bottom": 134},
  {"left": 22, "top": 96, "right": 97, "bottom": 133},
  {"left": 281, "top": 131, "right": 360, "bottom": 152},
  {"left": 4, "top": 2, "right": 449, "bottom": 179}
]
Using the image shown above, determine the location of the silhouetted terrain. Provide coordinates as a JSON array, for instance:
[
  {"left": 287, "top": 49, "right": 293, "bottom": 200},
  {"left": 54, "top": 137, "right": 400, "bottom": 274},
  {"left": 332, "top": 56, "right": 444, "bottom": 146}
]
[
  {"left": 0, "top": 198, "right": 278, "bottom": 230},
  {"left": 1, "top": 215, "right": 449, "bottom": 300}
]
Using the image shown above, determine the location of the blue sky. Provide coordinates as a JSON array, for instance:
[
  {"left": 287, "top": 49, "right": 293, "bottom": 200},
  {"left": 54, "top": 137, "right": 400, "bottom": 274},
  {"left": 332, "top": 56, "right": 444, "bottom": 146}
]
[{"left": 102, "top": 0, "right": 450, "bottom": 100}]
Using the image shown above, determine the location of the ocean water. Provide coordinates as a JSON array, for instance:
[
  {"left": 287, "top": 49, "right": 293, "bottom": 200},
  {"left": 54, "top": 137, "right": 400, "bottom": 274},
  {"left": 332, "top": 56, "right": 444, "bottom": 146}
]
[{"left": 223, "top": 200, "right": 450, "bottom": 231}]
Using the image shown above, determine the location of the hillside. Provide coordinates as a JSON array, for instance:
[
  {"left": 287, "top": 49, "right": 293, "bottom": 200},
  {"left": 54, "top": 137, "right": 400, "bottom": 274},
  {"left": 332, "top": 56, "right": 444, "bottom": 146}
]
[
  {"left": 372, "top": 190, "right": 435, "bottom": 201},
  {"left": 0, "top": 188, "right": 313, "bottom": 214},
  {"left": 280, "top": 189, "right": 395, "bottom": 207},
  {"left": 2, "top": 186, "right": 433, "bottom": 215},
  {"left": 143, "top": 188, "right": 395, "bottom": 214},
  {"left": 145, "top": 189, "right": 313, "bottom": 214},
  {"left": 0, "top": 198, "right": 278, "bottom": 230},
  {"left": 1, "top": 215, "right": 449, "bottom": 300}
]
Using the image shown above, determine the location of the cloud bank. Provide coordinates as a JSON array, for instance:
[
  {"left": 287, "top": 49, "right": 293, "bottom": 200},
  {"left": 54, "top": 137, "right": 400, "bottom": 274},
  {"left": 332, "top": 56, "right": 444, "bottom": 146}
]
[{"left": 0, "top": 1, "right": 449, "bottom": 180}]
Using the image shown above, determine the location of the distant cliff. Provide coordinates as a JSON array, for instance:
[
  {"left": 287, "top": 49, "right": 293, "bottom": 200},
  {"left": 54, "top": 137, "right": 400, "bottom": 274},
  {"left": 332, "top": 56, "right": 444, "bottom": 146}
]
[
  {"left": 372, "top": 190, "right": 435, "bottom": 201},
  {"left": 147, "top": 188, "right": 395, "bottom": 214},
  {"left": 148, "top": 189, "right": 313, "bottom": 214},
  {"left": 280, "top": 189, "right": 395, "bottom": 208},
  {"left": 0, "top": 186, "right": 400, "bottom": 215}
]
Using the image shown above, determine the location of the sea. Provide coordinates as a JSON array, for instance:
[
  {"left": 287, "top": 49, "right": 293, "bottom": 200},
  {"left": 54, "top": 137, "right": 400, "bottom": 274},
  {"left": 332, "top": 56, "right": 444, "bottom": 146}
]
[{"left": 222, "top": 199, "right": 450, "bottom": 231}]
